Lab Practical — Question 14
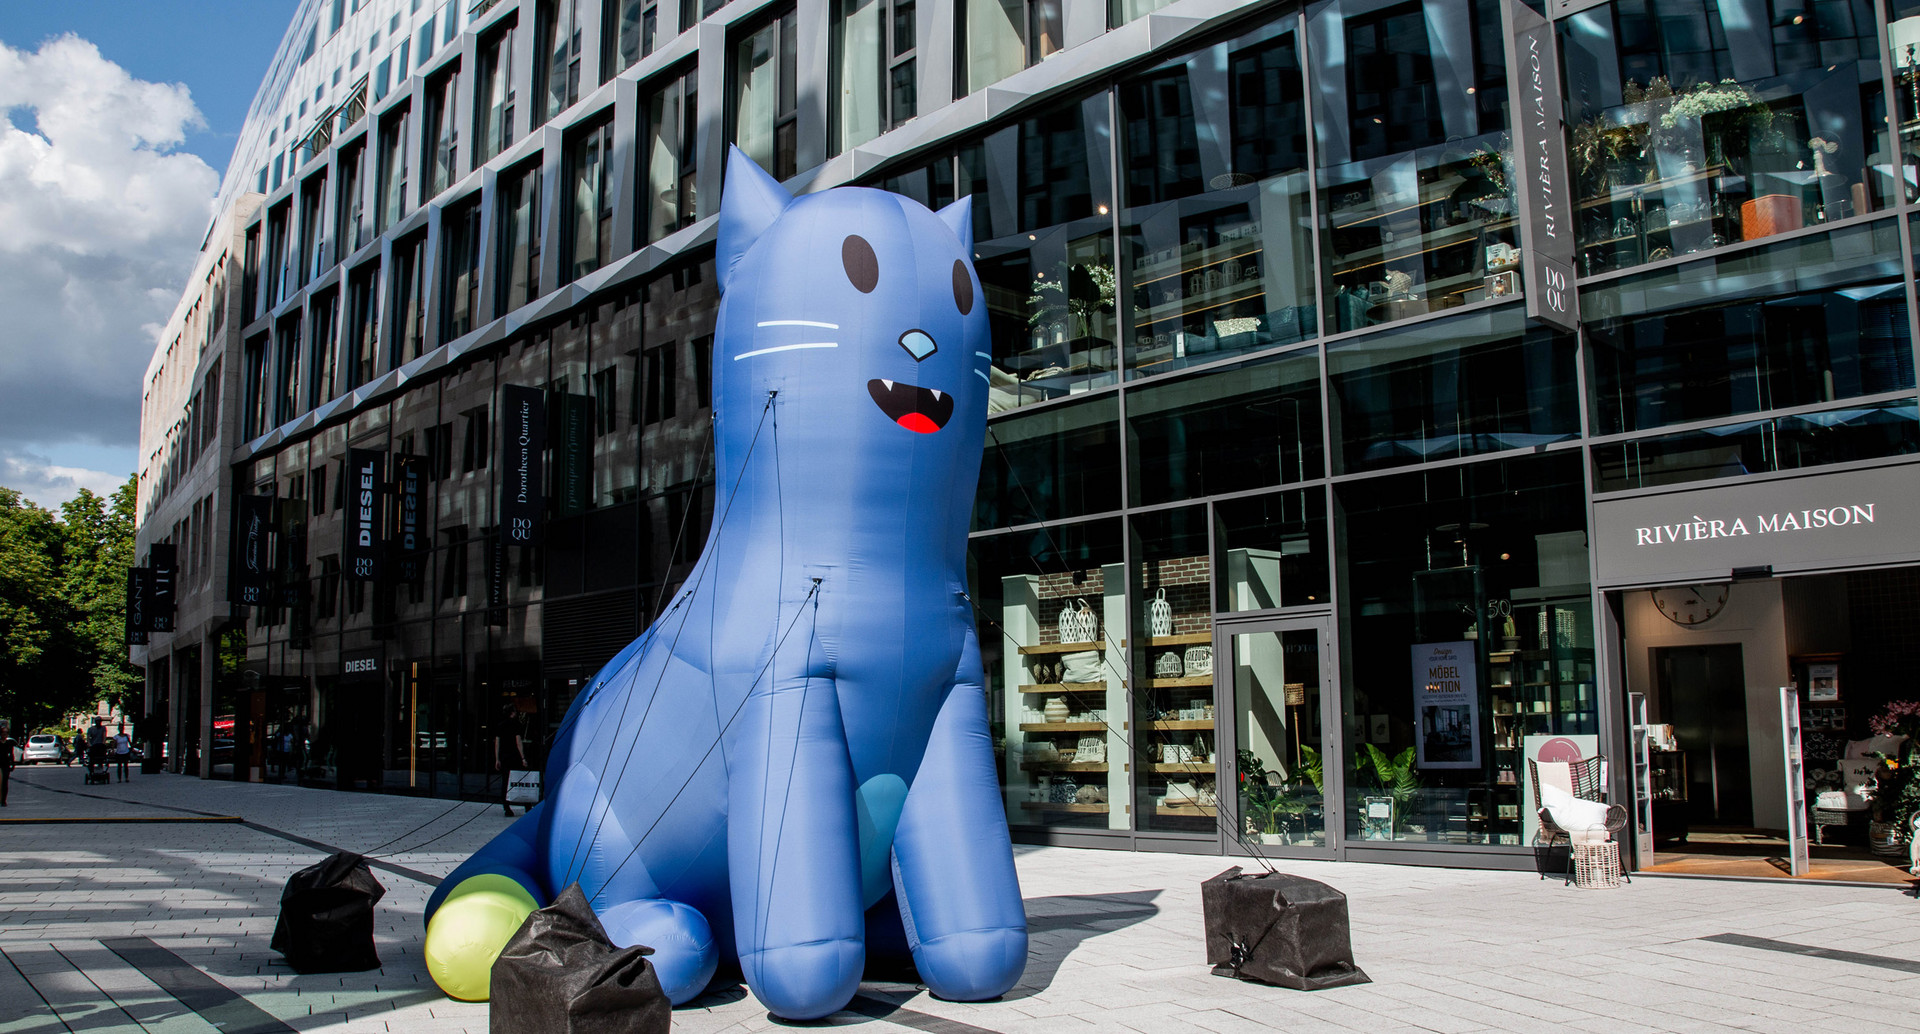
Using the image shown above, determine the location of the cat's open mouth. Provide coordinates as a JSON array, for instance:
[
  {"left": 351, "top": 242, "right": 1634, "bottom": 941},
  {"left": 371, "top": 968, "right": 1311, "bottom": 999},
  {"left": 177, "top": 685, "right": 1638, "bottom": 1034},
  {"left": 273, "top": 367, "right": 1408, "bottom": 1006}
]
[{"left": 866, "top": 379, "right": 954, "bottom": 434}]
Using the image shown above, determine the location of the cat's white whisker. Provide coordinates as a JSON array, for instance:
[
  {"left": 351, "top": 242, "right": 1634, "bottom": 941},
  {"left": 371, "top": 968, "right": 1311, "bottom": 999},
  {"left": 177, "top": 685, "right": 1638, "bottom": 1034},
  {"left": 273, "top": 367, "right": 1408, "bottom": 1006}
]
[
  {"left": 733, "top": 342, "right": 839, "bottom": 360},
  {"left": 756, "top": 319, "right": 840, "bottom": 329},
  {"left": 974, "top": 369, "right": 990, "bottom": 383},
  {"left": 974, "top": 351, "right": 992, "bottom": 360}
]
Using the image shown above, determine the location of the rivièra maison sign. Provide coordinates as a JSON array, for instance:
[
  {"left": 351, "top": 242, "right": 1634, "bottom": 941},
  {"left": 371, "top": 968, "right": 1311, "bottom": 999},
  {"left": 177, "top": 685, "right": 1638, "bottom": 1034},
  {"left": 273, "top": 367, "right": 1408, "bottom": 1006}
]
[{"left": 1592, "top": 462, "right": 1920, "bottom": 587}]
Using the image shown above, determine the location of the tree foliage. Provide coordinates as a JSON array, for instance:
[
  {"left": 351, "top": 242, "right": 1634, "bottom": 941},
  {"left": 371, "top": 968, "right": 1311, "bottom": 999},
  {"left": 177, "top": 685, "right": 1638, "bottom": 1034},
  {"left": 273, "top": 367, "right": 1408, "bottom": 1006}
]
[{"left": 0, "top": 477, "right": 140, "bottom": 729}]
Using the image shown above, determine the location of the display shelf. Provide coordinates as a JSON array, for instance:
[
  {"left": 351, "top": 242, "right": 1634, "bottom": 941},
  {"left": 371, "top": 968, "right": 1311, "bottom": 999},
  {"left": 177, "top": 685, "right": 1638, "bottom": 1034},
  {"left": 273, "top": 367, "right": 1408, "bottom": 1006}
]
[
  {"left": 1135, "top": 287, "right": 1268, "bottom": 328},
  {"left": 1145, "top": 675, "right": 1213, "bottom": 688},
  {"left": 1019, "top": 801, "right": 1110, "bottom": 814},
  {"left": 1019, "top": 721, "right": 1108, "bottom": 733},
  {"left": 1020, "top": 762, "right": 1111, "bottom": 772},
  {"left": 1018, "top": 683, "right": 1108, "bottom": 694},
  {"left": 1132, "top": 241, "right": 1263, "bottom": 286},
  {"left": 1017, "top": 640, "right": 1105, "bottom": 655},
  {"left": 1123, "top": 632, "right": 1214, "bottom": 646},
  {"left": 1149, "top": 719, "right": 1214, "bottom": 731},
  {"left": 1155, "top": 805, "right": 1219, "bottom": 817},
  {"left": 1151, "top": 762, "right": 1218, "bottom": 773}
]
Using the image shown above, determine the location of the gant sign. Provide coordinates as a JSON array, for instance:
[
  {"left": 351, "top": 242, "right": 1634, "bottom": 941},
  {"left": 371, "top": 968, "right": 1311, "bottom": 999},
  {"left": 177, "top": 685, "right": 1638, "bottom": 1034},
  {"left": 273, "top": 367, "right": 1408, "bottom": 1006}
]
[{"left": 1594, "top": 464, "right": 1920, "bottom": 586}]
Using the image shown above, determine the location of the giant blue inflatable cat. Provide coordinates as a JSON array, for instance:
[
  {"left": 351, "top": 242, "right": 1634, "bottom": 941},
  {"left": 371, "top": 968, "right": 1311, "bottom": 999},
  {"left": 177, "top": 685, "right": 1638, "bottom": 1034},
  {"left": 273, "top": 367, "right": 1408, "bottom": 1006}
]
[{"left": 421, "top": 148, "right": 1027, "bottom": 1020}]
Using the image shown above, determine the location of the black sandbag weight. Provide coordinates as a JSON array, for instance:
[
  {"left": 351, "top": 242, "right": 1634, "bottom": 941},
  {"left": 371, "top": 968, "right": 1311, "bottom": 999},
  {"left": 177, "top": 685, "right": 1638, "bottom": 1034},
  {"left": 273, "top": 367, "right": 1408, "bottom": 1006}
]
[
  {"left": 489, "top": 883, "right": 669, "bottom": 1034},
  {"left": 270, "top": 851, "right": 386, "bottom": 974},
  {"left": 1201, "top": 866, "right": 1370, "bottom": 990}
]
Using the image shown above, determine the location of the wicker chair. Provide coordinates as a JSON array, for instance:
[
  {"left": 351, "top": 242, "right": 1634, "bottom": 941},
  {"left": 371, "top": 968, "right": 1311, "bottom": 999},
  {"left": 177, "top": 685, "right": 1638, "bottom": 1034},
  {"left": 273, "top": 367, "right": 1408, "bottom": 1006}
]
[{"left": 1528, "top": 756, "right": 1629, "bottom": 886}]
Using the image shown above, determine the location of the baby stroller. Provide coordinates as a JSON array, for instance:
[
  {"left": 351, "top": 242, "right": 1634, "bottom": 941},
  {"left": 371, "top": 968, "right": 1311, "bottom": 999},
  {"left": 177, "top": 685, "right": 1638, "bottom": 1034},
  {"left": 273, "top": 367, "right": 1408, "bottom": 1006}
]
[{"left": 84, "top": 743, "right": 110, "bottom": 785}]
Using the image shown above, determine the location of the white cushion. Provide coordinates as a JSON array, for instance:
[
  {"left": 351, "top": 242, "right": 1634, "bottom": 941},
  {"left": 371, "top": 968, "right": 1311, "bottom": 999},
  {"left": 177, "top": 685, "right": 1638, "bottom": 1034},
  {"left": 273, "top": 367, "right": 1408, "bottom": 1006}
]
[
  {"left": 1541, "top": 782, "right": 1611, "bottom": 835},
  {"left": 1846, "top": 736, "right": 1906, "bottom": 759}
]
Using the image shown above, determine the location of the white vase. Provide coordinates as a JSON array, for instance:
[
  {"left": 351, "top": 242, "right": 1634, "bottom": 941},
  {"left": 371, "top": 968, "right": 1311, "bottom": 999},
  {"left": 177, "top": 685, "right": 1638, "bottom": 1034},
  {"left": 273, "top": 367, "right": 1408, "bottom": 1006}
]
[{"left": 1044, "top": 697, "right": 1070, "bottom": 723}]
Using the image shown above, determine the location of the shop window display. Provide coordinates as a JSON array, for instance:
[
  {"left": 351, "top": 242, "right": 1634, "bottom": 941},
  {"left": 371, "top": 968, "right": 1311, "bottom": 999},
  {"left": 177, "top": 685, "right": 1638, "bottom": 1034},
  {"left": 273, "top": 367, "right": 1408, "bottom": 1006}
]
[
  {"left": 1130, "top": 507, "right": 1220, "bottom": 835},
  {"left": 1116, "top": 20, "right": 1317, "bottom": 377},
  {"left": 972, "top": 522, "right": 1127, "bottom": 832},
  {"left": 1327, "top": 306, "right": 1579, "bottom": 474},
  {"left": 1336, "top": 453, "right": 1594, "bottom": 847},
  {"left": 1584, "top": 220, "right": 1912, "bottom": 436},
  {"left": 1311, "top": 0, "right": 1516, "bottom": 331},
  {"left": 1560, "top": 0, "right": 1890, "bottom": 276}
]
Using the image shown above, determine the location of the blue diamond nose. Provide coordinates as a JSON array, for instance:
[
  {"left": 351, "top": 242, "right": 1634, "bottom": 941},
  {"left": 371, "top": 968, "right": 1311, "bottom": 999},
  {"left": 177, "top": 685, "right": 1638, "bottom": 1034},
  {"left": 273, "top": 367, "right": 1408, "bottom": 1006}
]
[{"left": 899, "top": 329, "right": 937, "bottom": 362}]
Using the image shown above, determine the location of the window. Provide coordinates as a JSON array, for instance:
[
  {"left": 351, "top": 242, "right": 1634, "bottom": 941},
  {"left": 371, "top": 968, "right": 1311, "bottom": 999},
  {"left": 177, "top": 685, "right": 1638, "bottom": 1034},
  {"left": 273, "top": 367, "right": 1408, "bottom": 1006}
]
[
  {"left": 266, "top": 319, "right": 293, "bottom": 426},
  {"left": 537, "top": 0, "right": 583, "bottom": 126},
  {"left": 681, "top": 0, "right": 726, "bottom": 32},
  {"left": 691, "top": 335, "right": 712, "bottom": 408},
  {"left": 605, "top": 0, "right": 660, "bottom": 78},
  {"left": 375, "top": 107, "right": 410, "bottom": 234},
  {"left": 336, "top": 140, "right": 366, "bottom": 254},
  {"left": 440, "top": 525, "right": 469, "bottom": 599},
  {"left": 317, "top": 555, "right": 340, "bottom": 619},
  {"left": 833, "top": 0, "right": 914, "bottom": 153},
  {"left": 475, "top": 22, "right": 516, "bottom": 163},
  {"left": 265, "top": 202, "right": 291, "bottom": 307},
  {"left": 442, "top": 199, "right": 482, "bottom": 339},
  {"left": 345, "top": 262, "right": 380, "bottom": 387},
  {"left": 390, "top": 233, "right": 427, "bottom": 366},
  {"left": 498, "top": 160, "right": 544, "bottom": 314},
  {"left": 642, "top": 342, "right": 677, "bottom": 424},
  {"left": 296, "top": 174, "right": 326, "bottom": 284},
  {"left": 330, "top": 0, "right": 345, "bottom": 34},
  {"left": 735, "top": 12, "right": 798, "bottom": 180},
  {"left": 423, "top": 68, "right": 459, "bottom": 200},
  {"left": 308, "top": 290, "right": 338, "bottom": 407},
  {"left": 461, "top": 405, "right": 490, "bottom": 472},
  {"left": 427, "top": 421, "right": 454, "bottom": 479},
  {"left": 310, "top": 464, "right": 328, "bottom": 517},
  {"left": 242, "top": 334, "right": 270, "bottom": 439},
  {"left": 960, "top": 0, "right": 1058, "bottom": 94},
  {"left": 242, "top": 224, "right": 261, "bottom": 322},
  {"left": 565, "top": 117, "right": 615, "bottom": 282},
  {"left": 592, "top": 366, "right": 619, "bottom": 434},
  {"left": 640, "top": 67, "right": 698, "bottom": 243}
]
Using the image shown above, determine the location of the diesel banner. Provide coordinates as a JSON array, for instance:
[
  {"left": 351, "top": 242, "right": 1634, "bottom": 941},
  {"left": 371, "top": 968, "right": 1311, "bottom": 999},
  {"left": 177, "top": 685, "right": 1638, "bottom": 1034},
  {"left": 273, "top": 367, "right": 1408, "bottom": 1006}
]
[
  {"left": 500, "top": 385, "right": 546, "bottom": 546},
  {"left": 345, "top": 448, "right": 386, "bottom": 582},
  {"left": 1502, "top": 0, "right": 1579, "bottom": 332},
  {"left": 125, "top": 567, "right": 150, "bottom": 645},
  {"left": 556, "top": 392, "right": 594, "bottom": 518},
  {"left": 394, "top": 455, "right": 427, "bottom": 583},
  {"left": 340, "top": 647, "right": 383, "bottom": 685},
  {"left": 229, "top": 494, "right": 276, "bottom": 605},
  {"left": 148, "top": 543, "right": 177, "bottom": 634}
]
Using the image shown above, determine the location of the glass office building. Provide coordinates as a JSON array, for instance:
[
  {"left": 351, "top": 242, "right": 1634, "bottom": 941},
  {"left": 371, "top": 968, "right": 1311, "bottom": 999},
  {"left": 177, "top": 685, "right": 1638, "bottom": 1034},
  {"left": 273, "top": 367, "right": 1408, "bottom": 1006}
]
[{"left": 135, "top": 0, "right": 1920, "bottom": 876}]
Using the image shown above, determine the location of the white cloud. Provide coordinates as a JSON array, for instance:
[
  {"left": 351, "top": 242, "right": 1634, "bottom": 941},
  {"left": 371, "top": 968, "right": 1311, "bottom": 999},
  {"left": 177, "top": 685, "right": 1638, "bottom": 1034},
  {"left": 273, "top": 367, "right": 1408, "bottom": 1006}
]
[
  {"left": 0, "top": 34, "right": 218, "bottom": 487},
  {"left": 0, "top": 447, "right": 126, "bottom": 510}
]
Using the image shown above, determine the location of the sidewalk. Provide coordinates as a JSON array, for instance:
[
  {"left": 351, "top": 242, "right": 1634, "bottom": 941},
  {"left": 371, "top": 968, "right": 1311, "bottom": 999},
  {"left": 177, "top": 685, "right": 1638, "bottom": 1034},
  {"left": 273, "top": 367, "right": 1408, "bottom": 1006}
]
[{"left": 3, "top": 766, "right": 1918, "bottom": 1034}]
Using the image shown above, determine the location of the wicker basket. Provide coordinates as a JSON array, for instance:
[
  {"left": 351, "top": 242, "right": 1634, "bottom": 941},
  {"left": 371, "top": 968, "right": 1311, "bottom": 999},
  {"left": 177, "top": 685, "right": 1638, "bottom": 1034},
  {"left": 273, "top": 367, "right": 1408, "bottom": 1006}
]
[{"left": 1572, "top": 841, "right": 1623, "bottom": 889}]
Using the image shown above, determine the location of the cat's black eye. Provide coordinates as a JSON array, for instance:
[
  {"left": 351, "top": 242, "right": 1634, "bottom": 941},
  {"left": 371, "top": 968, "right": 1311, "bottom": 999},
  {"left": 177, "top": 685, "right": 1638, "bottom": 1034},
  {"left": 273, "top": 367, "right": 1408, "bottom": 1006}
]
[
  {"left": 843, "top": 235, "right": 879, "bottom": 293},
  {"left": 952, "top": 260, "right": 974, "bottom": 315}
]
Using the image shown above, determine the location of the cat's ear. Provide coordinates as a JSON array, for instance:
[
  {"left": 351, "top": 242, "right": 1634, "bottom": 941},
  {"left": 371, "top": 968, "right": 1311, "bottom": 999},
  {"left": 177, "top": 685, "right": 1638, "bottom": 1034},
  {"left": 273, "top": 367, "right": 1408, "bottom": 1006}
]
[
  {"left": 935, "top": 195, "right": 974, "bottom": 254},
  {"left": 718, "top": 146, "right": 792, "bottom": 291}
]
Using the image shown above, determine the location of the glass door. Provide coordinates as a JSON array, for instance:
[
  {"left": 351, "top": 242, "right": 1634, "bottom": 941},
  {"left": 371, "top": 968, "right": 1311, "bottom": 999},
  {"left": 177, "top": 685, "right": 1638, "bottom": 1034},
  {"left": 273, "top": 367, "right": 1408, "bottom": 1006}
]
[{"left": 1223, "top": 617, "right": 1338, "bottom": 858}]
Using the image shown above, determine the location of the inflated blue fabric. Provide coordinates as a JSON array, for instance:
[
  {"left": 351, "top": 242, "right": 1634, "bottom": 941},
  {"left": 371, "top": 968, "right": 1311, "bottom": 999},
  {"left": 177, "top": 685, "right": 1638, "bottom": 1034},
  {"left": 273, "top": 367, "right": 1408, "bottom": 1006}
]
[{"left": 424, "top": 148, "right": 1028, "bottom": 1020}]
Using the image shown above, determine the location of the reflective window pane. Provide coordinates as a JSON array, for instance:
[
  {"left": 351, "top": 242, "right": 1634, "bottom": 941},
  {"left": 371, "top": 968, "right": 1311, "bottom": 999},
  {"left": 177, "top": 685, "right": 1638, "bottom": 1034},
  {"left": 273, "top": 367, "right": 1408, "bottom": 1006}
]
[
  {"left": 1594, "top": 400, "right": 1920, "bottom": 492},
  {"left": 1327, "top": 306, "right": 1579, "bottom": 474},
  {"left": 1129, "top": 507, "right": 1219, "bottom": 835},
  {"left": 1234, "top": 627, "right": 1326, "bottom": 848},
  {"left": 1215, "top": 488, "right": 1330, "bottom": 611},
  {"left": 976, "top": 392, "right": 1121, "bottom": 528},
  {"left": 1118, "top": 21, "right": 1316, "bottom": 376},
  {"left": 1126, "top": 350, "right": 1323, "bottom": 506}
]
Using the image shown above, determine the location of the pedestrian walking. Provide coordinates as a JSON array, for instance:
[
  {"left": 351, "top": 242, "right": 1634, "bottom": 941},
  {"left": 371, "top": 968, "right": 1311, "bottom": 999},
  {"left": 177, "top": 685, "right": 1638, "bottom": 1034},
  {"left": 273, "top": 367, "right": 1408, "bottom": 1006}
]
[
  {"left": 494, "top": 701, "right": 531, "bottom": 817},
  {"left": 66, "top": 733, "right": 79, "bottom": 766},
  {"left": 0, "top": 723, "right": 15, "bottom": 806},
  {"left": 111, "top": 725, "right": 132, "bottom": 782}
]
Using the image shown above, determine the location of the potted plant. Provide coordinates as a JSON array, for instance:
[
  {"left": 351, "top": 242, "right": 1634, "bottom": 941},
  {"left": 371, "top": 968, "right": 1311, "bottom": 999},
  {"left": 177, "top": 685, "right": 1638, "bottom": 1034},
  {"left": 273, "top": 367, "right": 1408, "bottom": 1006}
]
[{"left": 1866, "top": 700, "right": 1920, "bottom": 856}]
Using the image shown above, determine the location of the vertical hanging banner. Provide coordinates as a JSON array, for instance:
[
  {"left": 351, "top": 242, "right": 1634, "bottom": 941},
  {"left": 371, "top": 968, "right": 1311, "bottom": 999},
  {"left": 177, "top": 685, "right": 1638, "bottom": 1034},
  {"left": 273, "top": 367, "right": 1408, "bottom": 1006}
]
[
  {"left": 148, "top": 544, "right": 177, "bottom": 633},
  {"left": 488, "top": 534, "right": 509, "bottom": 625},
  {"left": 126, "top": 567, "right": 151, "bottom": 645},
  {"left": 394, "top": 455, "right": 427, "bottom": 583},
  {"left": 345, "top": 448, "right": 387, "bottom": 581},
  {"left": 555, "top": 392, "right": 594, "bottom": 518},
  {"left": 1502, "top": 0, "right": 1579, "bottom": 332},
  {"left": 500, "top": 385, "right": 546, "bottom": 546},
  {"left": 229, "top": 494, "right": 276, "bottom": 604}
]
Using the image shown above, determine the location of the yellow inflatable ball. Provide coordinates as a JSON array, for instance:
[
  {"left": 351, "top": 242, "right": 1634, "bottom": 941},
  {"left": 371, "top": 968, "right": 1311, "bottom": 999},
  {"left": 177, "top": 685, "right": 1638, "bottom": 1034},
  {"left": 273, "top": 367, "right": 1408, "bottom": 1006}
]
[{"left": 424, "top": 876, "right": 539, "bottom": 1001}]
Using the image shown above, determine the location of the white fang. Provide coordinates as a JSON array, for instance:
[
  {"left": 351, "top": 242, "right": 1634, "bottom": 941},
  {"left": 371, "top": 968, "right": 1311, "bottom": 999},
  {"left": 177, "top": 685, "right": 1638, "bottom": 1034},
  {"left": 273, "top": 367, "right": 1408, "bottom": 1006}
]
[
  {"left": 756, "top": 319, "right": 841, "bottom": 329},
  {"left": 883, "top": 379, "right": 894, "bottom": 390},
  {"left": 931, "top": 389, "right": 942, "bottom": 400},
  {"left": 733, "top": 342, "right": 839, "bottom": 360}
]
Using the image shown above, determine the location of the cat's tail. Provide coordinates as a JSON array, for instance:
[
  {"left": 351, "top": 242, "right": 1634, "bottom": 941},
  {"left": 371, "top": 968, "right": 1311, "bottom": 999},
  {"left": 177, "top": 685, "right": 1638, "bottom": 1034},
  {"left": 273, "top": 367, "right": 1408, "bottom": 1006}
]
[{"left": 421, "top": 807, "right": 548, "bottom": 1001}]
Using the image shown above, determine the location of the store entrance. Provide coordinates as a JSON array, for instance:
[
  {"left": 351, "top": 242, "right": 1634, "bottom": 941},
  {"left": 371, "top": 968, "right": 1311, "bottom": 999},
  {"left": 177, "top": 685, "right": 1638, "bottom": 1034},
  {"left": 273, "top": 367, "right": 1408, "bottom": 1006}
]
[
  {"left": 1219, "top": 617, "right": 1338, "bottom": 860},
  {"left": 1619, "top": 572, "right": 1920, "bottom": 884}
]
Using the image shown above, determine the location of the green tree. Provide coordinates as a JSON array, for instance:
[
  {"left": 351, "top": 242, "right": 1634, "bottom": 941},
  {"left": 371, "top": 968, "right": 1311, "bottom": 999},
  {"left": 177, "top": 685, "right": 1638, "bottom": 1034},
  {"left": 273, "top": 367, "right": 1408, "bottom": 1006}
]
[
  {"left": 0, "top": 487, "right": 74, "bottom": 727},
  {"left": 61, "top": 479, "right": 141, "bottom": 713}
]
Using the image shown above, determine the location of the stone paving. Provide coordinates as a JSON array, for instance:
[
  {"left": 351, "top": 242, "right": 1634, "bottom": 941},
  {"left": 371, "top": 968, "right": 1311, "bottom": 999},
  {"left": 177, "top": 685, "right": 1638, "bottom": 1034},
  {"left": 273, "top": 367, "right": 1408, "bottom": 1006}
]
[{"left": 3, "top": 765, "right": 1919, "bottom": 1034}]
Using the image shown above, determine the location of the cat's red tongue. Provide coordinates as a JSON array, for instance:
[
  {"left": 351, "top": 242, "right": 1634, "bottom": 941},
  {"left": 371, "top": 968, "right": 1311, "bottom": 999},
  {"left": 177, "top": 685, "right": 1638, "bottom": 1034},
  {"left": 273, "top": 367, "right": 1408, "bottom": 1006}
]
[{"left": 897, "top": 413, "right": 940, "bottom": 434}]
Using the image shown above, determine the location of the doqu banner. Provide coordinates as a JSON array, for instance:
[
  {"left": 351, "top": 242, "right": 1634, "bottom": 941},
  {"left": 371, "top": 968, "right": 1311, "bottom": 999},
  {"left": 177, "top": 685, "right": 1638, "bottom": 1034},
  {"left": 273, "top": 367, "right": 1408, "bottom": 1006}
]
[
  {"left": 345, "top": 449, "right": 386, "bottom": 582},
  {"left": 500, "top": 385, "right": 546, "bottom": 546},
  {"left": 230, "top": 494, "right": 276, "bottom": 604}
]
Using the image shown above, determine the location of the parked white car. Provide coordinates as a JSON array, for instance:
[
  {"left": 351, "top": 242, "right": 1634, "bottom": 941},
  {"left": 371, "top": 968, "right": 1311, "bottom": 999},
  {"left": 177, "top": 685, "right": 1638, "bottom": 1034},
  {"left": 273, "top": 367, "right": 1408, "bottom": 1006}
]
[{"left": 21, "top": 734, "right": 63, "bottom": 764}]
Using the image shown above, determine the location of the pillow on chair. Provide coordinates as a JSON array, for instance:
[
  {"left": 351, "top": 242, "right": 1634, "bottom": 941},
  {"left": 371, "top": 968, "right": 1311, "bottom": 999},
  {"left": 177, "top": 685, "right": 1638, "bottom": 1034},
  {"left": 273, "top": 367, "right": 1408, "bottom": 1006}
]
[
  {"left": 1540, "top": 782, "right": 1611, "bottom": 840},
  {"left": 1846, "top": 736, "right": 1905, "bottom": 759}
]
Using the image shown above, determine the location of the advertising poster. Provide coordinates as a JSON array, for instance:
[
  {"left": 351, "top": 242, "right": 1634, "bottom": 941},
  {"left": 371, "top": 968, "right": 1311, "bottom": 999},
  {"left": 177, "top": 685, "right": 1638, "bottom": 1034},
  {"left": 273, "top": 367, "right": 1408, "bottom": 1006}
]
[
  {"left": 1412, "top": 642, "right": 1481, "bottom": 769},
  {"left": 1522, "top": 733, "right": 1600, "bottom": 845},
  {"left": 148, "top": 543, "right": 176, "bottom": 633},
  {"left": 500, "top": 384, "right": 546, "bottom": 546},
  {"left": 229, "top": 494, "right": 276, "bottom": 604},
  {"left": 393, "top": 455, "right": 427, "bottom": 583},
  {"left": 125, "top": 567, "right": 150, "bottom": 645},
  {"left": 345, "top": 449, "right": 387, "bottom": 582}
]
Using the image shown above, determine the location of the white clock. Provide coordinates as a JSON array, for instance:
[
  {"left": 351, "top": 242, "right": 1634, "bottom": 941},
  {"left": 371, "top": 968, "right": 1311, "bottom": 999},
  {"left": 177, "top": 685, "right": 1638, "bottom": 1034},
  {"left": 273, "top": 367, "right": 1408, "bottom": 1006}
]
[{"left": 1650, "top": 583, "right": 1731, "bottom": 626}]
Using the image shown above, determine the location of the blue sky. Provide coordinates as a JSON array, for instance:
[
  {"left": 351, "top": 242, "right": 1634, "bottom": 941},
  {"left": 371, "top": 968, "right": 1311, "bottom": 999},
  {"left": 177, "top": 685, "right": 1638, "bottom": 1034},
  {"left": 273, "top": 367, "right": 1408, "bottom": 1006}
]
[
  {"left": 0, "top": 0, "right": 296, "bottom": 179},
  {"left": 0, "top": 1, "right": 297, "bottom": 507}
]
